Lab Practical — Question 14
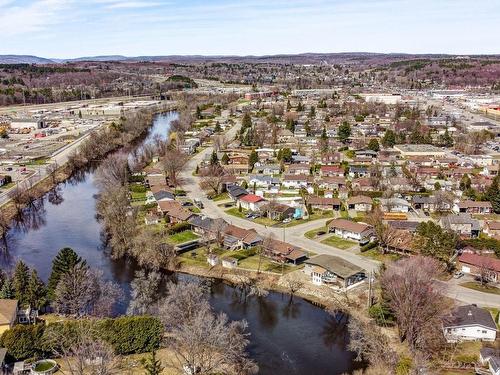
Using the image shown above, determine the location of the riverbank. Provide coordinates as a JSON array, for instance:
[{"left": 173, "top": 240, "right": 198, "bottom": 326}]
[{"left": 0, "top": 103, "right": 176, "bottom": 234}]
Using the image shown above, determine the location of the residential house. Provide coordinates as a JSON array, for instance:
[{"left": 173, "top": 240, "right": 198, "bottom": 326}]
[
  {"left": 223, "top": 225, "right": 262, "bottom": 249},
  {"left": 454, "top": 200, "right": 493, "bottom": 215},
  {"left": 379, "top": 198, "right": 411, "bottom": 213},
  {"left": 484, "top": 221, "right": 500, "bottom": 239},
  {"left": 144, "top": 167, "right": 166, "bottom": 187},
  {"left": 227, "top": 184, "right": 249, "bottom": 201},
  {"left": 179, "top": 138, "right": 200, "bottom": 154},
  {"left": 164, "top": 205, "right": 194, "bottom": 224},
  {"left": 479, "top": 348, "right": 500, "bottom": 375},
  {"left": 188, "top": 216, "right": 228, "bottom": 242},
  {"left": 347, "top": 195, "right": 373, "bottom": 212},
  {"left": 282, "top": 174, "right": 313, "bottom": 189},
  {"left": 319, "top": 165, "right": 344, "bottom": 177},
  {"left": 317, "top": 176, "right": 347, "bottom": 190},
  {"left": 262, "top": 238, "right": 307, "bottom": 265},
  {"left": 222, "top": 257, "right": 238, "bottom": 269},
  {"left": 412, "top": 195, "right": 452, "bottom": 213},
  {"left": 238, "top": 194, "right": 267, "bottom": 211},
  {"left": 287, "top": 164, "right": 310, "bottom": 175},
  {"left": 248, "top": 175, "right": 280, "bottom": 189},
  {"left": 0, "top": 299, "right": 18, "bottom": 335},
  {"left": 321, "top": 152, "right": 342, "bottom": 165},
  {"left": 144, "top": 213, "right": 160, "bottom": 225},
  {"left": 442, "top": 304, "right": 497, "bottom": 343},
  {"left": 261, "top": 202, "right": 295, "bottom": 221},
  {"left": 441, "top": 213, "right": 480, "bottom": 238},
  {"left": 277, "top": 128, "right": 294, "bottom": 143},
  {"left": 349, "top": 166, "right": 369, "bottom": 178},
  {"left": 351, "top": 177, "right": 376, "bottom": 192},
  {"left": 254, "top": 164, "right": 281, "bottom": 175},
  {"left": 307, "top": 196, "right": 341, "bottom": 211},
  {"left": 304, "top": 254, "right": 366, "bottom": 289},
  {"left": 327, "top": 218, "right": 373, "bottom": 243},
  {"left": 146, "top": 186, "right": 175, "bottom": 204},
  {"left": 458, "top": 253, "right": 500, "bottom": 282}
]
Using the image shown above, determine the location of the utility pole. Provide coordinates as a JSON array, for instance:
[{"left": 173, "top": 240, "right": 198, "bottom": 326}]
[{"left": 367, "top": 270, "right": 373, "bottom": 309}]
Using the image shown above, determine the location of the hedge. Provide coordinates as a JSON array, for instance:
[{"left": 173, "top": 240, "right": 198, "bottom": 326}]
[
  {"left": 360, "top": 241, "right": 379, "bottom": 252},
  {"left": 167, "top": 222, "right": 191, "bottom": 235},
  {"left": 0, "top": 315, "right": 163, "bottom": 361}
]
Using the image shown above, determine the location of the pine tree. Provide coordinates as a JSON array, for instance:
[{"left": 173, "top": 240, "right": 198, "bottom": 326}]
[
  {"left": 26, "top": 270, "right": 46, "bottom": 310},
  {"left": 210, "top": 151, "right": 219, "bottom": 166},
  {"left": 47, "top": 247, "right": 85, "bottom": 300},
  {"left": 143, "top": 350, "right": 164, "bottom": 375},
  {"left": 0, "top": 278, "right": 14, "bottom": 299},
  {"left": 249, "top": 150, "right": 258, "bottom": 170},
  {"left": 338, "top": 121, "right": 351, "bottom": 144},
  {"left": 382, "top": 129, "right": 396, "bottom": 148},
  {"left": 12, "top": 261, "right": 30, "bottom": 306},
  {"left": 214, "top": 121, "right": 221, "bottom": 133},
  {"left": 485, "top": 175, "right": 500, "bottom": 214},
  {"left": 221, "top": 153, "right": 229, "bottom": 165},
  {"left": 367, "top": 139, "right": 380, "bottom": 152},
  {"left": 241, "top": 112, "right": 252, "bottom": 130}
]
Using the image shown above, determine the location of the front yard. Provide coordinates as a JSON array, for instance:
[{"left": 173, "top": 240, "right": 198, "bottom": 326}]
[
  {"left": 460, "top": 282, "right": 500, "bottom": 295},
  {"left": 225, "top": 207, "right": 279, "bottom": 226},
  {"left": 320, "top": 235, "right": 357, "bottom": 250},
  {"left": 168, "top": 230, "right": 199, "bottom": 244},
  {"left": 178, "top": 246, "right": 299, "bottom": 274}
]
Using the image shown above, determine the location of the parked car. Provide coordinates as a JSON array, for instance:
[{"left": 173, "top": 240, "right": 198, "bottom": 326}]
[
  {"left": 282, "top": 218, "right": 291, "bottom": 224},
  {"left": 453, "top": 272, "right": 464, "bottom": 279}
]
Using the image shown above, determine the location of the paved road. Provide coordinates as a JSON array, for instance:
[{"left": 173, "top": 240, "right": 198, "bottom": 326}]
[
  {"left": 179, "top": 123, "right": 380, "bottom": 273},
  {"left": 179, "top": 121, "right": 500, "bottom": 307}
]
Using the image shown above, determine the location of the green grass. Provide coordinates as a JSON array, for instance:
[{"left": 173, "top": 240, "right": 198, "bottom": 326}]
[
  {"left": 212, "top": 192, "right": 229, "bottom": 201},
  {"left": 305, "top": 226, "right": 328, "bottom": 239},
  {"left": 460, "top": 282, "right": 500, "bottom": 295},
  {"left": 168, "top": 231, "right": 199, "bottom": 244},
  {"left": 34, "top": 361, "right": 56, "bottom": 371},
  {"left": 361, "top": 248, "right": 401, "bottom": 263},
  {"left": 189, "top": 206, "right": 201, "bottom": 213},
  {"left": 0, "top": 182, "right": 15, "bottom": 190},
  {"left": 130, "top": 191, "right": 147, "bottom": 201},
  {"left": 282, "top": 211, "right": 332, "bottom": 228},
  {"left": 226, "top": 207, "right": 247, "bottom": 218},
  {"left": 320, "top": 235, "right": 357, "bottom": 250}
]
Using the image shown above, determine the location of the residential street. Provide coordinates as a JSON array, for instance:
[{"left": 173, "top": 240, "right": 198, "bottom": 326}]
[{"left": 180, "top": 123, "right": 500, "bottom": 307}]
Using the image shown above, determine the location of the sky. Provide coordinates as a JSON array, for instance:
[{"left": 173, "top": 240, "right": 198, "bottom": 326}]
[{"left": 0, "top": 0, "right": 499, "bottom": 58}]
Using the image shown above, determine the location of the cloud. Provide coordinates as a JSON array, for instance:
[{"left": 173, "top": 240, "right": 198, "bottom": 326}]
[
  {"left": 96, "top": 0, "right": 164, "bottom": 9},
  {"left": 0, "top": 0, "right": 69, "bottom": 36}
]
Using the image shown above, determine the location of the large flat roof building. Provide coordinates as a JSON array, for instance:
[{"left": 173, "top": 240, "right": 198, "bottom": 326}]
[{"left": 394, "top": 144, "right": 446, "bottom": 157}]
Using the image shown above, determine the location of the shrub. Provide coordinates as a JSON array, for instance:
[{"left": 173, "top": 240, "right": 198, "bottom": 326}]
[
  {"left": 130, "top": 184, "right": 147, "bottom": 193},
  {"left": 167, "top": 222, "right": 191, "bottom": 235},
  {"left": 0, "top": 324, "right": 46, "bottom": 361},
  {"left": 395, "top": 356, "right": 412, "bottom": 375},
  {"left": 360, "top": 241, "right": 378, "bottom": 252},
  {"left": 97, "top": 316, "right": 162, "bottom": 355},
  {"left": 369, "top": 303, "right": 395, "bottom": 326}
]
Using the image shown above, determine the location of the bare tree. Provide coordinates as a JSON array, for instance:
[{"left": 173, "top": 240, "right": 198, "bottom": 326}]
[
  {"left": 158, "top": 282, "right": 257, "bottom": 375},
  {"left": 282, "top": 273, "right": 304, "bottom": 300},
  {"left": 162, "top": 149, "right": 187, "bottom": 188},
  {"left": 199, "top": 164, "right": 227, "bottom": 196},
  {"left": 127, "top": 270, "right": 162, "bottom": 316},
  {"left": 132, "top": 227, "right": 176, "bottom": 271},
  {"left": 364, "top": 207, "right": 399, "bottom": 254},
  {"left": 380, "top": 256, "right": 450, "bottom": 356}
]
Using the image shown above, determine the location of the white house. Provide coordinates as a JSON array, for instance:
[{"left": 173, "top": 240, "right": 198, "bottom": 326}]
[
  {"left": 379, "top": 198, "right": 410, "bottom": 213},
  {"left": 327, "top": 218, "right": 373, "bottom": 243},
  {"left": 238, "top": 194, "right": 267, "bottom": 211},
  {"left": 442, "top": 305, "right": 497, "bottom": 343}
]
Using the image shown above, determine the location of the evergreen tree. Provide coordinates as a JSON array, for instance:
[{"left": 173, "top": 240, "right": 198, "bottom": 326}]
[
  {"left": 367, "top": 139, "right": 380, "bottom": 152},
  {"left": 485, "top": 175, "right": 500, "bottom": 214},
  {"left": 26, "top": 270, "right": 46, "bottom": 310},
  {"left": 382, "top": 129, "right": 396, "bottom": 148},
  {"left": 143, "top": 350, "right": 164, "bottom": 375},
  {"left": 241, "top": 112, "right": 252, "bottom": 130},
  {"left": 0, "top": 269, "right": 6, "bottom": 290},
  {"left": 210, "top": 151, "right": 219, "bottom": 166},
  {"left": 47, "top": 247, "right": 85, "bottom": 299},
  {"left": 296, "top": 102, "right": 304, "bottom": 112},
  {"left": 221, "top": 153, "right": 229, "bottom": 165},
  {"left": 12, "top": 261, "right": 30, "bottom": 306},
  {"left": 241, "top": 180, "right": 248, "bottom": 189},
  {"left": 196, "top": 106, "right": 202, "bottom": 119},
  {"left": 286, "top": 118, "right": 295, "bottom": 132},
  {"left": 459, "top": 174, "right": 471, "bottom": 191},
  {"left": 324, "top": 114, "right": 330, "bottom": 122},
  {"left": 0, "top": 278, "right": 14, "bottom": 299},
  {"left": 248, "top": 150, "right": 258, "bottom": 170},
  {"left": 308, "top": 106, "right": 316, "bottom": 119},
  {"left": 286, "top": 99, "right": 291, "bottom": 110},
  {"left": 214, "top": 121, "right": 222, "bottom": 133},
  {"left": 338, "top": 121, "right": 351, "bottom": 144},
  {"left": 304, "top": 120, "right": 312, "bottom": 137},
  {"left": 321, "top": 126, "right": 327, "bottom": 141}
]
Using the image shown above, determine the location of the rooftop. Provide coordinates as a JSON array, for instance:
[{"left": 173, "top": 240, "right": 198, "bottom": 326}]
[{"left": 305, "top": 254, "right": 365, "bottom": 279}]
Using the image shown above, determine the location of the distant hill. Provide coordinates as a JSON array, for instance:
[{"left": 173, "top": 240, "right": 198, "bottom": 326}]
[
  {"left": 1, "top": 52, "right": 500, "bottom": 65},
  {"left": 0, "top": 55, "right": 56, "bottom": 64}
]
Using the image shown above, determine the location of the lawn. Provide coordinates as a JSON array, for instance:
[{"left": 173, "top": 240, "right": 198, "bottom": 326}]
[
  {"left": 460, "top": 282, "right": 500, "bottom": 295},
  {"left": 282, "top": 211, "right": 332, "bottom": 228},
  {"left": 212, "top": 192, "right": 229, "bottom": 201},
  {"left": 226, "top": 207, "right": 247, "bottom": 219},
  {"left": 361, "top": 248, "right": 401, "bottom": 263},
  {"left": 130, "top": 191, "right": 147, "bottom": 201},
  {"left": 168, "top": 230, "right": 199, "bottom": 244},
  {"left": 0, "top": 182, "right": 15, "bottom": 190},
  {"left": 305, "top": 226, "right": 327, "bottom": 239},
  {"left": 320, "top": 235, "right": 357, "bottom": 250}
]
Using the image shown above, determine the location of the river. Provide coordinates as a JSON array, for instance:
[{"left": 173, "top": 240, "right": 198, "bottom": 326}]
[{"left": 1, "top": 112, "right": 363, "bottom": 374}]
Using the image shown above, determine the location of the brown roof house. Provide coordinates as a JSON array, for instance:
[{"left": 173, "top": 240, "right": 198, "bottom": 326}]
[
  {"left": 0, "top": 299, "right": 18, "bottom": 335},
  {"left": 304, "top": 255, "right": 366, "bottom": 290},
  {"left": 327, "top": 218, "right": 373, "bottom": 244},
  {"left": 347, "top": 195, "right": 373, "bottom": 212},
  {"left": 458, "top": 253, "right": 500, "bottom": 283},
  {"left": 223, "top": 225, "right": 262, "bottom": 250},
  {"left": 454, "top": 200, "right": 493, "bottom": 215},
  {"left": 262, "top": 238, "right": 307, "bottom": 265},
  {"left": 306, "top": 196, "right": 341, "bottom": 211}
]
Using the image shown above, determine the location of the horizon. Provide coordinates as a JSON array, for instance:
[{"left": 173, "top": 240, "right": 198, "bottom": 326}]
[{"left": 0, "top": 0, "right": 499, "bottom": 58}]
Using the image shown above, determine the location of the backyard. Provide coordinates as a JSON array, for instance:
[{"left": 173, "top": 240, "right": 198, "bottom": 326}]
[
  {"left": 168, "top": 230, "right": 199, "bottom": 244},
  {"left": 320, "top": 235, "right": 357, "bottom": 250}
]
